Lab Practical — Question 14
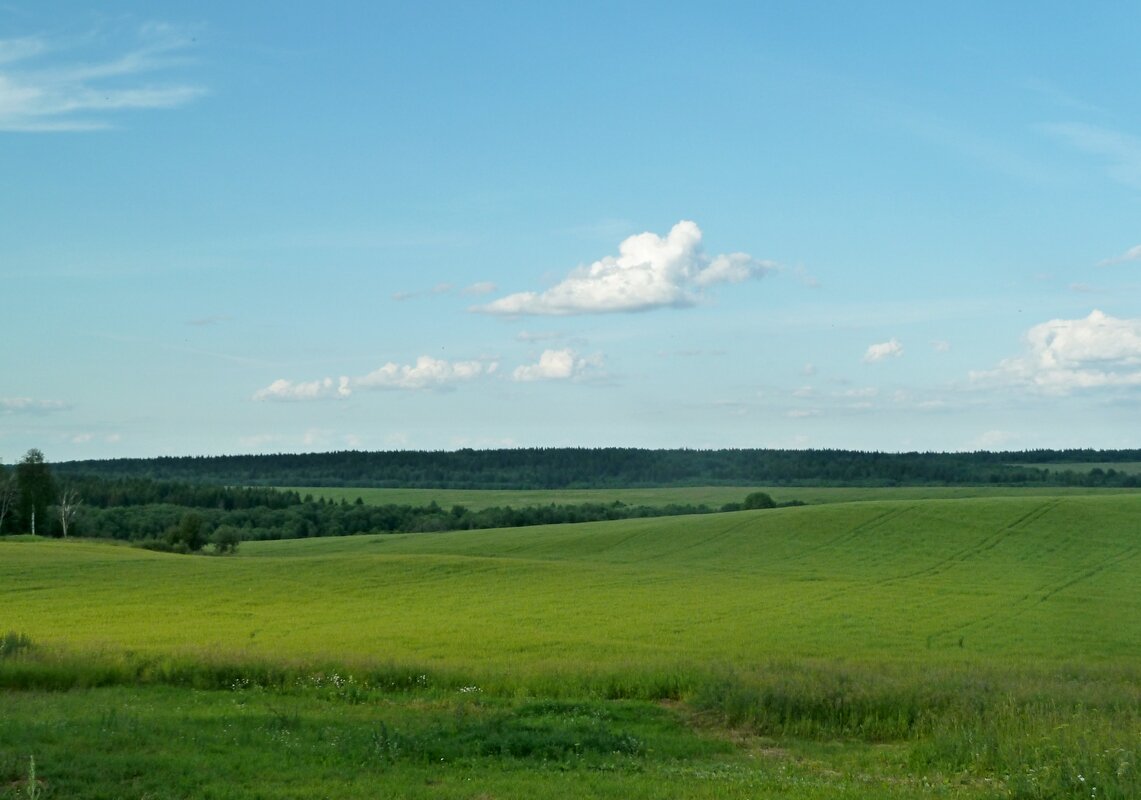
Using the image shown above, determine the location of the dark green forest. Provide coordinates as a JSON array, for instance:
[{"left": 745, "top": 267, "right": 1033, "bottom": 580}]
[{"left": 52, "top": 447, "right": 1141, "bottom": 489}]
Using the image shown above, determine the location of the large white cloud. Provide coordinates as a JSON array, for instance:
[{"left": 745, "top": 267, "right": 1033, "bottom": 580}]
[
  {"left": 971, "top": 310, "right": 1141, "bottom": 394},
  {"left": 254, "top": 357, "right": 497, "bottom": 401},
  {"left": 474, "top": 220, "right": 774, "bottom": 316},
  {"left": 511, "top": 349, "right": 602, "bottom": 382}
]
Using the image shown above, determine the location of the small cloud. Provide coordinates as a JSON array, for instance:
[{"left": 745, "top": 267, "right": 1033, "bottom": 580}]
[
  {"left": 0, "top": 397, "right": 70, "bottom": 414},
  {"left": 253, "top": 377, "right": 350, "bottom": 402},
  {"left": 787, "top": 409, "right": 820, "bottom": 418},
  {"left": 793, "top": 265, "right": 821, "bottom": 288},
  {"left": 839, "top": 387, "right": 878, "bottom": 399},
  {"left": 792, "top": 385, "right": 814, "bottom": 398},
  {"left": 802, "top": 362, "right": 817, "bottom": 376},
  {"left": 1098, "top": 244, "right": 1141, "bottom": 266},
  {"left": 394, "top": 282, "right": 495, "bottom": 301},
  {"left": 863, "top": 338, "right": 903, "bottom": 363},
  {"left": 931, "top": 340, "right": 951, "bottom": 353},
  {"left": 970, "top": 309, "right": 1141, "bottom": 394},
  {"left": 474, "top": 220, "right": 775, "bottom": 316},
  {"left": 356, "top": 356, "right": 496, "bottom": 391},
  {"left": 1069, "top": 283, "right": 1095, "bottom": 294},
  {"left": 461, "top": 281, "right": 497, "bottom": 295},
  {"left": 70, "top": 433, "right": 93, "bottom": 444},
  {"left": 512, "top": 349, "right": 602, "bottom": 382},
  {"left": 254, "top": 357, "right": 496, "bottom": 401}
]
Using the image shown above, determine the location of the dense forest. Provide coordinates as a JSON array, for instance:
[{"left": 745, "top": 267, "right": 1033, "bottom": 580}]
[
  {"left": 53, "top": 447, "right": 1141, "bottom": 489},
  {"left": 2, "top": 467, "right": 785, "bottom": 548}
]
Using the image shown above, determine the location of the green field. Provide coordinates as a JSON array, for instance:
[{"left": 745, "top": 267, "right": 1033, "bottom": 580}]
[
  {"left": 2, "top": 493, "right": 1139, "bottom": 798},
  {"left": 282, "top": 483, "right": 1139, "bottom": 510}
]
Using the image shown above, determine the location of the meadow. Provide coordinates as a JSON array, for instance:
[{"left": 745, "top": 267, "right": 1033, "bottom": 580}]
[{"left": 2, "top": 491, "right": 1139, "bottom": 797}]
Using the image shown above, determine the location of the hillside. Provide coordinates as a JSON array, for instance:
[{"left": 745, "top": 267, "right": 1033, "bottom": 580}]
[{"left": 5, "top": 493, "right": 1138, "bottom": 669}]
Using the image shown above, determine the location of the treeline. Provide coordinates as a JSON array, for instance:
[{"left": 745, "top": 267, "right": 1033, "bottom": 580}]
[
  {"left": 80, "top": 497, "right": 732, "bottom": 548},
  {"left": 4, "top": 449, "right": 800, "bottom": 546},
  {"left": 54, "top": 448, "right": 1141, "bottom": 489}
]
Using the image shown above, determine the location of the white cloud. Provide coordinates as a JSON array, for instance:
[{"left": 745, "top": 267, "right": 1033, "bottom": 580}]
[
  {"left": 863, "top": 338, "right": 903, "bottom": 363},
  {"left": 931, "top": 340, "right": 951, "bottom": 353},
  {"left": 512, "top": 349, "right": 602, "bottom": 382},
  {"left": 1099, "top": 244, "right": 1141, "bottom": 266},
  {"left": 839, "top": 387, "right": 878, "bottom": 399},
  {"left": 356, "top": 356, "right": 496, "bottom": 390},
  {"left": 1, "top": 397, "right": 70, "bottom": 414},
  {"left": 474, "top": 220, "right": 774, "bottom": 316},
  {"left": 254, "top": 357, "right": 497, "bottom": 401},
  {"left": 970, "top": 309, "right": 1141, "bottom": 394},
  {"left": 0, "top": 25, "right": 205, "bottom": 132}
]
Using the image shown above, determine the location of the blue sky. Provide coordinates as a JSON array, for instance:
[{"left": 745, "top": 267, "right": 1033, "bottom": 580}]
[{"left": 2, "top": 2, "right": 1140, "bottom": 461}]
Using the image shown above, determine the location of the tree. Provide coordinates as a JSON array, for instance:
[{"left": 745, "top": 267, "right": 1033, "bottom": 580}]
[
  {"left": 0, "top": 464, "right": 16, "bottom": 535},
  {"left": 15, "top": 449, "right": 56, "bottom": 536},
  {"left": 743, "top": 491, "right": 775, "bottom": 510},
  {"left": 57, "top": 487, "right": 83, "bottom": 538},
  {"left": 212, "top": 525, "right": 241, "bottom": 554},
  {"left": 166, "top": 511, "right": 207, "bottom": 552}
]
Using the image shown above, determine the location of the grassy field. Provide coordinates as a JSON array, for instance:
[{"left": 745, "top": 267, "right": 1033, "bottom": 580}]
[
  {"left": 282, "top": 483, "right": 1139, "bottom": 510},
  {"left": 2, "top": 492, "right": 1139, "bottom": 797}
]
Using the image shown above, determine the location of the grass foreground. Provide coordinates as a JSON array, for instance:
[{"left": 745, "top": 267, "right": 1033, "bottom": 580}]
[{"left": 2, "top": 492, "right": 1139, "bottom": 798}]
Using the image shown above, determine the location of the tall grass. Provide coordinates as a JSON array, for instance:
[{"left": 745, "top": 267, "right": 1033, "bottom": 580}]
[{"left": 692, "top": 660, "right": 1141, "bottom": 799}]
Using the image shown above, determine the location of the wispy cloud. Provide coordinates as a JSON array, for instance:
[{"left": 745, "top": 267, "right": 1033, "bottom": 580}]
[
  {"left": 1043, "top": 122, "right": 1141, "bottom": 188},
  {"left": 254, "top": 356, "right": 499, "bottom": 401},
  {"left": 0, "top": 22, "right": 205, "bottom": 132},
  {"left": 863, "top": 338, "right": 903, "bottom": 363},
  {"left": 1098, "top": 244, "right": 1141, "bottom": 266},
  {"left": 1, "top": 397, "right": 70, "bottom": 414},
  {"left": 393, "top": 282, "right": 497, "bottom": 302},
  {"left": 970, "top": 309, "right": 1141, "bottom": 394},
  {"left": 474, "top": 220, "right": 775, "bottom": 316}
]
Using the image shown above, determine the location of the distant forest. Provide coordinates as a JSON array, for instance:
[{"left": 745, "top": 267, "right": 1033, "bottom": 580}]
[{"left": 55, "top": 447, "right": 1141, "bottom": 489}]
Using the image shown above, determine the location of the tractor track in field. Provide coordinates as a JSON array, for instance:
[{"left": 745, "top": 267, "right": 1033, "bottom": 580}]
[
  {"left": 921, "top": 504, "right": 1138, "bottom": 646},
  {"left": 620, "top": 514, "right": 763, "bottom": 565},
  {"left": 779, "top": 505, "right": 916, "bottom": 566},
  {"left": 877, "top": 499, "right": 1062, "bottom": 586}
]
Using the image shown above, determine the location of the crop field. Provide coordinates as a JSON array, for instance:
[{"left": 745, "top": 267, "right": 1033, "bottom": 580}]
[
  {"left": 2, "top": 493, "right": 1140, "bottom": 798},
  {"left": 281, "top": 483, "right": 1139, "bottom": 510}
]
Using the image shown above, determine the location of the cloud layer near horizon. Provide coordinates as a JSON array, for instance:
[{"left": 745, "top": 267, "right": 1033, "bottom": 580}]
[{"left": 474, "top": 220, "right": 773, "bottom": 316}]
